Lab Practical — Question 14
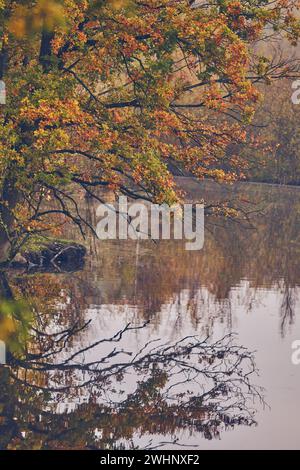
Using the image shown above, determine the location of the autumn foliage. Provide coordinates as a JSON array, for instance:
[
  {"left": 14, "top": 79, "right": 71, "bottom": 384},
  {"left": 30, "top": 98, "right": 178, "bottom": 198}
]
[{"left": 0, "top": 0, "right": 300, "bottom": 259}]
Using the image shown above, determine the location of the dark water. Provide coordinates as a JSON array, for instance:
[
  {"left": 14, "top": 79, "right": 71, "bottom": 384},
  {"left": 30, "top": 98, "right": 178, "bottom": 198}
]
[{"left": 1, "top": 179, "right": 300, "bottom": 449}]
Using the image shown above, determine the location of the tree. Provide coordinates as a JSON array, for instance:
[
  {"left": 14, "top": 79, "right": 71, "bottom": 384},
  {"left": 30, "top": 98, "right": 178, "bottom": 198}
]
[
  {"left": 0, "top": 0, "right": 300, "bottom": 262},
  {"left": 241, "top": 79, "right": 300, "bottom": 184}
]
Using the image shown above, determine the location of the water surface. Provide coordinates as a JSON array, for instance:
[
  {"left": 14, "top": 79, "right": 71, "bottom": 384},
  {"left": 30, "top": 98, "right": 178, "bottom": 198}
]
[{"left": 1, "top": 180, "right": 300, "bottom": 450}]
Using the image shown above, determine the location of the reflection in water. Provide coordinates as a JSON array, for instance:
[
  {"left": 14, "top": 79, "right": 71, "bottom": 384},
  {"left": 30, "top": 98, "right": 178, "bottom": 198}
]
[
  {"left": 0, "top": 180, "right": 299, "bottom": 449},
  {"left": 0, "top": 322, "right": 262, "bottom": 449}
]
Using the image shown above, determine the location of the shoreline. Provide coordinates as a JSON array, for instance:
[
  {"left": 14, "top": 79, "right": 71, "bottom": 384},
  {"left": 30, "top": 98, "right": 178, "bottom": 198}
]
[{"left": 175, "top": 176, "right": 300, "bottom": 190}]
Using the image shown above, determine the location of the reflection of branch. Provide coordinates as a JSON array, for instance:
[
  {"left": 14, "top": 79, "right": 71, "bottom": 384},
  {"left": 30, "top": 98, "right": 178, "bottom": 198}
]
[
  {"left": 280, "top": 285, "right": 296, "bottom": 337},
  {"left": 10, "top": 322, "right": 264, "bottom": 409},
  {"left": 3, "top": 318, "right": 265, "bottom": 449}
]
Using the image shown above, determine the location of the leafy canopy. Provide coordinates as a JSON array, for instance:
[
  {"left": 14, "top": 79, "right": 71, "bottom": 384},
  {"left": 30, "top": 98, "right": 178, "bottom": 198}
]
[{"left": 0, "top": 0, "right": 299, "bottom": 252}]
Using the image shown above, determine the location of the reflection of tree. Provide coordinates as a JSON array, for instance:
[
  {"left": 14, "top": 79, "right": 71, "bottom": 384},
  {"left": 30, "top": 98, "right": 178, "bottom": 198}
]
[
  {"left": 0, "top": 301, "right": 263, "bottom": 449},
  {"left": 280, "top": 285, "right": 297, "bottom": 338},
  {"left": 59, "top": 182, "right": 300, "bottom": 336},
  {"left": 2, "top": 181, "right": 299, "bottom": 448}
]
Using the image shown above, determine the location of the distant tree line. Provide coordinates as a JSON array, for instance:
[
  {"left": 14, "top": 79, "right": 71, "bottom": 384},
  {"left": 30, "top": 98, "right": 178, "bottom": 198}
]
[{"left": 242, "top": 79, "right": 300, "bottom": 185}]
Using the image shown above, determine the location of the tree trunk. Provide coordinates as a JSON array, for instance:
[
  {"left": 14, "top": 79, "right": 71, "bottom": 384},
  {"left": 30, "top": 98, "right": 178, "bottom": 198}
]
[
  {"left": 39, "top": 29, "right": 55, "bottom": 72},
  {"left": 0, "top": 173, "right": 20, "bottom": 264},
  {"left": 0, "top": 37, "right": 10, "bottom": 262},
  {"left": 0, "top": 271, "right": 13, "bottom": 299}
]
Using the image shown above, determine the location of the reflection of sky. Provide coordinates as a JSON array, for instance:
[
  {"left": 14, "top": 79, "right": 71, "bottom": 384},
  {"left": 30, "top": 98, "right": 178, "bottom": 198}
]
[
  {"left": 198, "top": 286, "right": 300, "bottom": 450},
  {"left": 55, "top": 282, "right": 300, "bottom": 449},
  {"left": 51, "top": 180, "right": 300, "bottom": 448}
]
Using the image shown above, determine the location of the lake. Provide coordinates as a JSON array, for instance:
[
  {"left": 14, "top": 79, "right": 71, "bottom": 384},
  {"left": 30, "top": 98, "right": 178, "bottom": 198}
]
[{"left": 1, "top": 179, "right": 300, "bottom": 450}]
